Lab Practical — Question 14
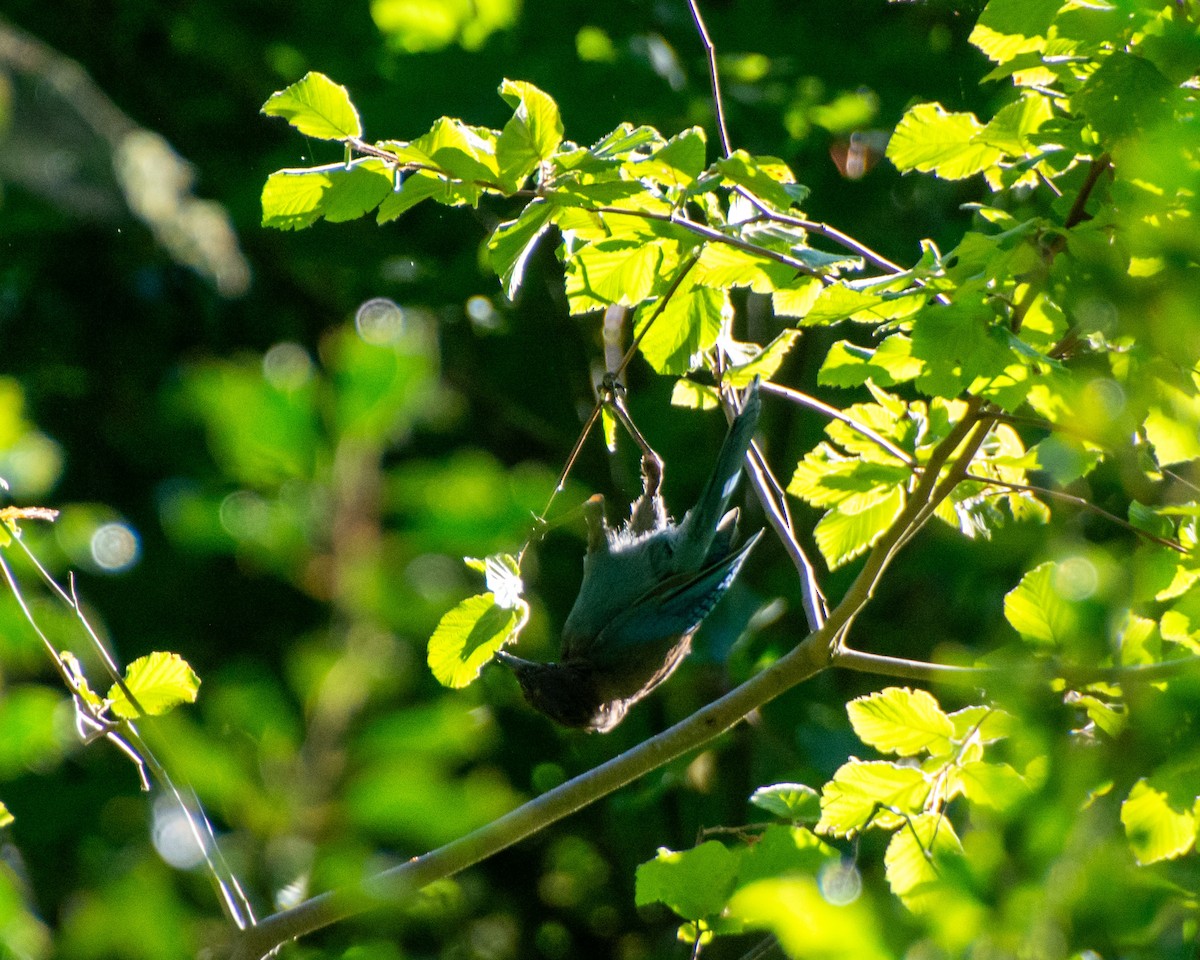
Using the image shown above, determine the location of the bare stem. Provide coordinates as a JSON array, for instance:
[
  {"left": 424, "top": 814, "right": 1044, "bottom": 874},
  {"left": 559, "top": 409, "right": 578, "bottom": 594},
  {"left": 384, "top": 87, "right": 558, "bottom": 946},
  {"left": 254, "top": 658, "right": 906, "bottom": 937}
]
[
  {"left": 964, "top": 471, "right": 1186, "bottom": 553},
  {"left": 686, "top": 0, "right": 733, "bottom": 157},
  {"left": 760, "top": 381, "right": 916, "bottom": 466}
]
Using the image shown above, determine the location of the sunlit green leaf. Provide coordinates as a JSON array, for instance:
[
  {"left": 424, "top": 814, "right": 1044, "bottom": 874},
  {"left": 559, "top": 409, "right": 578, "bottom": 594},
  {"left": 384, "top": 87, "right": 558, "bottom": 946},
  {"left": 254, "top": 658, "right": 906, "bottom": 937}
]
[
  {"left": 884, "top": 812, "right": 964, "bottom": 913},
  {"left": 261, "top": 160, "right": 393, "bottom": 230},
  {"left": 626, "top": 127, "right": 707, "bottom": 188},
  {"left": 750, "top": 783, "right": 821, "bottom": 823},
  {"left": 725, "top": 330, "right": 801, "bottom": 387},
  {"left": 1121, "top": 774, "right": 1199, "bottom": 865},
  {"left": 488, "top": 200, "right": 555, "bottom": 299},
  {"left": 377, "top": 171, "right": 468, "bottom": 223},
  {"left": 1003, "top": 561, "right": 1079, "bottom": 649},
  {"left": 691, "top": 243, "right": 796, "bottom": 294},
  {"left": 737, "top": 825, "right": 837, "bottom": 887},
  {"left": 261, "top": 71, "right": 362, "bottom": 140},
  {"left": 108, "top": 652, "right": 200, "bottom": 719},
  {"left": 726, "top": 878, "right": 890, "bottom": 960},
  {"left": 957, "top": 761, "right": 1029, "bottom": 811},
  {"left": 564, "top": 239, "right": 666, "bottom": 313},
  {"left": 818, "top": 760, "right": 930, "bottom": 837},
  {"left": 947, "top": 705, "right": 1014, "bottom": 744},
  {"left": 496, "top": 79, "right": 564, "bottom": 189},
  {"left": 671, "top": 379, "right": 720, "bottom": 410},
  {"left": 819, "top": 335, "right": 924, "bottom": 388},
  {"left": 716, "top": 151, "right": 807, "bottom": 210},
  {"left": 887, "top": 102, "right": 1003, "bottom": 180},
  {"left": 633, "top": 284, "right": 727, "bottom": 375},
  {"left": 635, "top": 841, "right": 738, "bottom": 920},
  {"left": 428, "top": 593, "right": 529, "bottom": 689},
  {"left": 847, "top": 687, "right": 955, "bottom": 758},
  {"left": 771, "top": 277, "right": 823, "bottom": 318},
  {"left": 814, "top": 484, "right": 906, "bottom": 569}
]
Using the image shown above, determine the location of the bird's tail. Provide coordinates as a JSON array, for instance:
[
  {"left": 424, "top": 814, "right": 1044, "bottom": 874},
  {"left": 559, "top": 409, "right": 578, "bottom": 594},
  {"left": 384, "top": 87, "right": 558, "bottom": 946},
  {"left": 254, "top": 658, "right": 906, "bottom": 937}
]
[{"left": 675, "top": 377, "right": 761, "bottom": 569}]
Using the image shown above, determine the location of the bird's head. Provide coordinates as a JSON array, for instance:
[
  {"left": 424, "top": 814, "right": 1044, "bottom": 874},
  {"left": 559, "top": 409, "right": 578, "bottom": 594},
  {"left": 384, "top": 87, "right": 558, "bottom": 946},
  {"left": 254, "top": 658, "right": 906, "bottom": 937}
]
[{"left": 495, "top": 652, "right": 627, "bottom": 732}]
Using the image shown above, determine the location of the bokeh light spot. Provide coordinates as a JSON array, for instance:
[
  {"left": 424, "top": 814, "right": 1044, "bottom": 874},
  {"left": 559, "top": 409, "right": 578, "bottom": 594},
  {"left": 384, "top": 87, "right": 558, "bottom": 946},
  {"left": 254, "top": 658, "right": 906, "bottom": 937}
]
[
  {"left": 262, "top": 342, "right": 313, "bottom": 391},
  {"left": 90, "top": 522, "right": 140, "bottom": 572},
  {"left": 355, "top": 297, "right": 405, "bottom": 344}
]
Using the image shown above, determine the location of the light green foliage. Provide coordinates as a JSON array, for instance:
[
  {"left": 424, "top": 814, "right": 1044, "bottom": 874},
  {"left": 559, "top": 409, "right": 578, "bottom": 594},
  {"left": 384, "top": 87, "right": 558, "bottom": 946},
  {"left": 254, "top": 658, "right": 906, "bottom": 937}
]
[
  {"left": 107, "top": 652, "right": 200, "bottom": 720},
  {"left": 260, "top": 72, "right": 362, "bottom": 141},
  {"left": 427, "top": 555, "right": 529, "bottom": 688},
  {"left": 636, "top": 825, "right": 838, "bottom": 939}
]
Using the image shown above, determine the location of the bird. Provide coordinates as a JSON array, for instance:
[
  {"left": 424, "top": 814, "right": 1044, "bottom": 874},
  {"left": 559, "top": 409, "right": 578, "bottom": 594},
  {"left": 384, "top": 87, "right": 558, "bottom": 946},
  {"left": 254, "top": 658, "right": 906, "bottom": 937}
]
[{"left": 496, "top": 379, "right": 763, "bottom": 732}]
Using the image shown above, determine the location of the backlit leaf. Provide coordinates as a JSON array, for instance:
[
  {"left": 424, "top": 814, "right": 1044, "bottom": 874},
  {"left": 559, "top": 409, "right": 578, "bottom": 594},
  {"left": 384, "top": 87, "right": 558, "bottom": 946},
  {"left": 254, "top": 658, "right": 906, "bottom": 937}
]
[
  {"left": 428, "top": 593, "right": 529, "bottom": 689},
  {"left": 847, "top": 687, "right": 955, "bottom": 758},
  {"left": 635, "top": 841, "right": 738, "bottom": 920},
  {"left": 261, "top": 72, "right": 362, "bottom": 140},
  {"left": 887, "top": 102, "right": 1003, "bottom": 180},
  {"left": 108, "top": 652, "right": 200, "bottom": 719}
]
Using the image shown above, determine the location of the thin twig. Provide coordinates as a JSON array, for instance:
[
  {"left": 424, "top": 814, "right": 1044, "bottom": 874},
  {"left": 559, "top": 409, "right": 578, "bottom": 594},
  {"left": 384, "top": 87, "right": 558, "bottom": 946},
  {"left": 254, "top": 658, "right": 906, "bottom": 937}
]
[
  {"left": 759, "top": 381, "right": 916, "bottom": 466},
  {"left": 963, "top": 471, "right": 1186, "bottom": 553},
  {"left": 686, "top": 0, "right": 732, "bottom": 158},
  {"left": 834, "top": 646, "right": 1200, "bottom": 688}
]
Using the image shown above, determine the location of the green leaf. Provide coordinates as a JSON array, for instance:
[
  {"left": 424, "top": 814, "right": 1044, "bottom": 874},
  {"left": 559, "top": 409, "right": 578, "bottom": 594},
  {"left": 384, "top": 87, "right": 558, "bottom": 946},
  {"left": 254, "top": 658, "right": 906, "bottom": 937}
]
[
  {"left": 716, "top": 151, "right": 806, "bottom": 210},
  {"left": 847, "top": 687, "right": 955, "bottom": 758},
  {"left": 817, "top": 760, "right": 930, "bottom": 837},
  {"left": 813, "top": 484, "right": 906, "bottom": 569},
  {"left": 947, "top": 705, "right": 1014, "bottom": 744},
  {"left": 1144, "top": 379, "right": 1200, "bottom": 466},
  {"left": 1074, "top": 52, "right": 1175, "bottom": 142},
  {"left": 377, "top": 171, "right": 469, "bottom": 223},
  {"left": 691, "top": 243, "right": 797, "bottom": 294},
  {"left": 496, "top": 79, "right": 564, "bottom": 189},
  {"left": 957, "top": 761, "right": 1029, "bottom": 811},
  {"left": 261, "top": 160, "right": 394, "bottom": 230},
  {"left": 564, "top": 239, "right": 666, "bottom": 313},
  {"left": 487, "top": 200, "right": 555, "bottom": 299},
  {"left": 108, "top": 652, "right": 200, "bottom": 719},
  {"left": 261, "top": 72, "right": 363, "bottom": 140},
  {"left": 1158, "top": 584, "right": 1200, "bottom": 654},
  {"left": 736, "top": 825, "right": 837, "bottom": 887},
  {"left": 883, "top": 812, "right": 964, "bottom": 913},
  {"left": 1121, "top": 774, "right": 1199, "bottom": 865},
  {"left": 0, "top": 801, "right": 12, "bottom": 828},
  {"left": 725, "top": 330, "right": 801, "bottom": 387},
  {"left": 750, "top": 783, "right": 821, "bottom": 823},
  {"left": 633, "top": 284, "right": 727, "bottom": 375},
  {"left": 726, "top": 878, "right": 890, "bottom": 960},
  {"left": 788, "top": 450, "right": 910, "bottom": 508},
  {"left": 887, "top": 102, "right": 1003, "bottom": 180},
  {"left": 912, "top": 301, "right": 1011, "bottom": 398},
  {"left": 428, "top": 593, "right": 529, "bottom": 689},
  {"left": 771, "top": 277, "right": 823, "bottom": 318},
  {"left": 1003, "top": 561, "right": 1079, "bottom": 648},
  {"left": 968, "top": 0, "right": 1057, "bottom": 65},
  {"left": 819, "top": 336, "right": 924, "bottom": 388},
  {"left": 626, "top": 127, "right": 707, "bottom": 188},
  {"left": 978, "top": 92, "right": 1054, "bottom": 154},
  {"left": 635, "top": 841, "right": 738, "bottom": 920},
  {"left": 671, "top": 379, "right": 720, "bottom": 410}
]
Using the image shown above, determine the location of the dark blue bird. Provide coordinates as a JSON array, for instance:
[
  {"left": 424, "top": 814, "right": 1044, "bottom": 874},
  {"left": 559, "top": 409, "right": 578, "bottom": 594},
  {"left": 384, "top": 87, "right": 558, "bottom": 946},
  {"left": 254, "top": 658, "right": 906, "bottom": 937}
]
[{"left": 498, "top": 380, "right": 763, "bottom": 732}]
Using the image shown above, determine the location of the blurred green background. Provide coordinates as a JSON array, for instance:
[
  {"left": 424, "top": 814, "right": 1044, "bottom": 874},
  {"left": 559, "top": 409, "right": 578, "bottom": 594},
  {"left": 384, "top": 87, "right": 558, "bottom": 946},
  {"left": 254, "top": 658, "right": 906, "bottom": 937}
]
[{"left": 0, "top": 1, "right": 1062, "bottom": 957}]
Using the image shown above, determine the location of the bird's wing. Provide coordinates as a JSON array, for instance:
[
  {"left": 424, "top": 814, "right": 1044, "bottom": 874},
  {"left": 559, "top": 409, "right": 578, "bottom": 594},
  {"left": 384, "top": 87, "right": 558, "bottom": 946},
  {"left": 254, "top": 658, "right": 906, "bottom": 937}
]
[{"left": 586, "top": 529, "right": 763, "bottom": 667}]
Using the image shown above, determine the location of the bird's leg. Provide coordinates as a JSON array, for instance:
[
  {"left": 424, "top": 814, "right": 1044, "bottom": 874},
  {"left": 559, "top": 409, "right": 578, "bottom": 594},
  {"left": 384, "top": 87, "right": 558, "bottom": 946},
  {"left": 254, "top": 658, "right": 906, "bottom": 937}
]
[
  {"left": 582, "top": 494, "right": 611, "bottom": 553},
  {"left": 598, "top": 374, "right": 668, "bottom": 534},
  {"left": 628, "top": 454, "right": 668, "bottom": 534}
]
